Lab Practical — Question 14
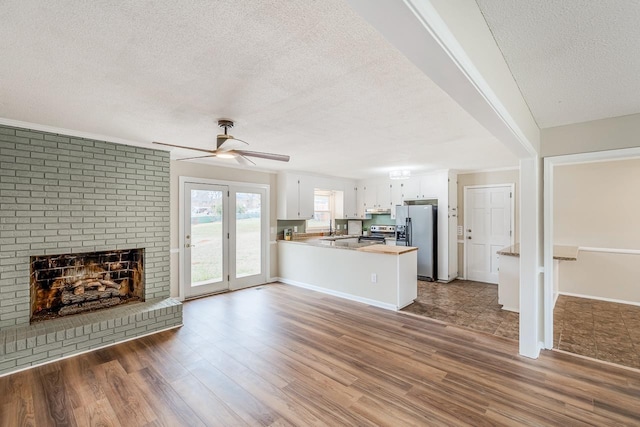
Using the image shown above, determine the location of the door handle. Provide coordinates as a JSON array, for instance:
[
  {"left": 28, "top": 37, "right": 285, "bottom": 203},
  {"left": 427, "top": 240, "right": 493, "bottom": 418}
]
[
  {"left": 467, "top": 236, "right": 472, "bottom": 240},
  {"left": 467, "top": 229, "right": 471, "bottom": 232},
  {"left": 185, "top": 243, "right": 196, "bottom": 248}
]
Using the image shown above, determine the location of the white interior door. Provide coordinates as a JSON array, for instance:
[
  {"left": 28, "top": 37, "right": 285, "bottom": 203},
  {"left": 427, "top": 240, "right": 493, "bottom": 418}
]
[
  {"left": 465, "top": 186, "right": 513, "bottom": 284},
  {"left": 184, "top": 183, "right": 229, "bottom": 298}
]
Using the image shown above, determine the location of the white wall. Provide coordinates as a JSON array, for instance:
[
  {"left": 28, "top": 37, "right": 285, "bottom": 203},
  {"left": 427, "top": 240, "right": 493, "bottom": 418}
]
[
  {"left": 169, "top": 161, "right": 278, "bottom": 298},
  {"left": 554, "top": 159, "right": 640, "bottom": 248},
  {"left": 554, "top": 158, "right": 640, "bottom": 303},
  {"left": 457, "top": 169, "right": 520, "bottom": 276}
]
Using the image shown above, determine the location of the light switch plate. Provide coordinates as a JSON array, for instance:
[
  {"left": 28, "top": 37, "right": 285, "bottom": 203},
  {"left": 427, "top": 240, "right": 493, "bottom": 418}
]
[{"left": 293, "top": 226, "right": 298, "bottom": 232}]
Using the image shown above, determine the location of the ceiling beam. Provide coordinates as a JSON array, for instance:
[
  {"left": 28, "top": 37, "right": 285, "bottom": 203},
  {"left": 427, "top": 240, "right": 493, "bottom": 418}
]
[{"left": 346, "top": 0, "right": 539, "bottom": 158}]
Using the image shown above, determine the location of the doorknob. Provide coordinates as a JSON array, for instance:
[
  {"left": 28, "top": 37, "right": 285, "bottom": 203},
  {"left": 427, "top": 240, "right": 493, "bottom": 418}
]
[
  {"left": 467, "top": 229, "right": 471, "bottom": 232},
  {"left": 467, "top": 236, "right": 472, "bottom": 239},
  {"left": 185, "top": 243, "right": 196, "bottom": 248}
]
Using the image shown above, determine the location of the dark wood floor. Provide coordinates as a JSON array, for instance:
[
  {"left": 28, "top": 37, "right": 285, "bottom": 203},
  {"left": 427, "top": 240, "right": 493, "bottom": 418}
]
[
  {"left": 2, "top": 283, "right": 640, "bottom": 426},
  {"left": 403, "top": 280, "right": 520, "bottom": 340}
]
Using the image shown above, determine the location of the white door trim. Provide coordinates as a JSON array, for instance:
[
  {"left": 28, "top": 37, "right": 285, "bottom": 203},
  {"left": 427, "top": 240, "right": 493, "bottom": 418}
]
[
  {"left": 178, "top": 176, "right": 270, "bottom": 302},
  {"left": 543, "top": 146, "right": 640, "bottom": 349},
  {"left": 463, "top": 183, "right": 515, "bottom": 281}
]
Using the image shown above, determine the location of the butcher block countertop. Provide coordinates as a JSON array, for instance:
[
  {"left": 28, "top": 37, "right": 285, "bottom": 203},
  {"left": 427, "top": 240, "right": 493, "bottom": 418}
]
[
  {"left": 356, "top": 245, "right": 418, "bottom": 255},
  {"left": 497, "top": 244, "right": 579, "bottom": 261}
]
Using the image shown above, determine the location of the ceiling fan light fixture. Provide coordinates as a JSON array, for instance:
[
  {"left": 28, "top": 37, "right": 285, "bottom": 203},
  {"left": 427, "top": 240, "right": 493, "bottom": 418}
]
[
  {"left": 216, "top": 152, "right": 236, "bottom": 159},
  {"left": 389, "top": 170, "right": 411, "bottom": 180}
]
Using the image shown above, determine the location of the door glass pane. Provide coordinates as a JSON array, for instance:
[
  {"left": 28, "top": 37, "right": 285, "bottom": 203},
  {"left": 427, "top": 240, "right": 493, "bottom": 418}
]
[
  {"left": 235, "top": 192, "right": 261, "bottom": 278},
  {"left": 190, "top": 189, "right": 223, "bottom": 285}
]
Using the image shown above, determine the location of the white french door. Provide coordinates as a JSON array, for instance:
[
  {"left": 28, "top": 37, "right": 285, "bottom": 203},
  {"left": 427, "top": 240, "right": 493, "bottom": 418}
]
[
  {"left": 464, "top": 185, "right": 514, "bottom": 284},
  {"left": 183, "top": 181, "right": 267, "bottom": 299}
]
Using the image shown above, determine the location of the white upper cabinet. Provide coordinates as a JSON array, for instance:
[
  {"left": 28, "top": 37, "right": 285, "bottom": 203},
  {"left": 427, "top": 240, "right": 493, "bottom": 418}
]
[
  {"left": 297, "top": 176, "right": 315, "bottom": 220},
  {"left": 390, "top": 182, "right": 404, "bottom": 219},
  {"left": 376, "top": 181, "right": 393, "bottom": 209},
  {"left": 277, "top": 172, "right": 356, "bottom": 220},
  {"left": 356, "top": 184, "right": 366, "bottom": 218},
  {"left": 362, "top": 184, "right": 377, "bottom": 210},
  {"left": 343, "top": 185, "right": 358, "bottom": 219},
  {"left": 277, "top": 172, "right": 315, "bottom": 220},
  {"left": 401, "top": 178, "right": 420, "bottom": 201}
]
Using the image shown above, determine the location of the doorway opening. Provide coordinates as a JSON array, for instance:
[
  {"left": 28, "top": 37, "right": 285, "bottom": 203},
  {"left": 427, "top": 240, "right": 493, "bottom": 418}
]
[{"left": 544, "top": 147, "right": 640, "bottom": 369}]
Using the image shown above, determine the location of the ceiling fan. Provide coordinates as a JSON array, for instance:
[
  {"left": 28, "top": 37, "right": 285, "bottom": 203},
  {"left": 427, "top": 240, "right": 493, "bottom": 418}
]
[{"left": 153, "top": 119, "right": 290, "bottom": 165}]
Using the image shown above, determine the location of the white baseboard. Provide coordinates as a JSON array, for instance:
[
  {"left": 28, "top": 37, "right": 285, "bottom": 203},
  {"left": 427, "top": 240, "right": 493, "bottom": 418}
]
[
  {"left": 558, "top": 292, "right": 640, "bottom": 307},
  {"left": 501, "top": 306, "right": 519, "bottom": 313},
  {"left": 278, "top": 278, "right": 399, "bottom": 311}
]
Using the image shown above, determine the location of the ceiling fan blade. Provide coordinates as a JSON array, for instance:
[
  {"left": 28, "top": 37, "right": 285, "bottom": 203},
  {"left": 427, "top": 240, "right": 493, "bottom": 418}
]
[
  {"left": 175, "top": 154, "right": 217, "bottom": 161},
  {"left": 236, "top": 155, "right": 256, "bottom": 166},
  {"left": 235, "top": 150, "right": 290, "bottom": 162},
  {"left": 216, "top": 134, "right": 249, "bottom": 150},
  {"left": 153, "top": 141, "right": 217, "bottom": 155}
]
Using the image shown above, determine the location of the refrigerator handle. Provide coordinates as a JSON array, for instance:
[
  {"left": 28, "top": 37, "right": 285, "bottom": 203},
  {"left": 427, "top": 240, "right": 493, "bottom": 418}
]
[{"left": 406, "top": 217, "right": 412, "bottom": 246}]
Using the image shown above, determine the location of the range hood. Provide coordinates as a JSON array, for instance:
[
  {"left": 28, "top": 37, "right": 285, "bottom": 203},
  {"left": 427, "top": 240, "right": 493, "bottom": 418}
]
[{"left": 365, "top": 208, "right": 392, "bottom": 214}]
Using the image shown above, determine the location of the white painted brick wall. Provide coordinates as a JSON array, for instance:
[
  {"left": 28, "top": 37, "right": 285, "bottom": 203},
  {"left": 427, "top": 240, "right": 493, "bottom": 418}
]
[
  {"left": 0, "top": 124, "right": 181, "bottom": 376},
  {"left": 0, "top": 124, "right": 171, "bottom": 324}
]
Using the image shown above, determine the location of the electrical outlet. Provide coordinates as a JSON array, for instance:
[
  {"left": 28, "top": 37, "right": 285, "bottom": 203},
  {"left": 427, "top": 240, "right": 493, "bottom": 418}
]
[
  {"left": 371, "top": 273, "right": 377, "bottom": 283},
  {"left": 293, "top": 226, "right": 298, "bottom": 232},
  {"left": 457, "top": 225, "right": 463, "bottom": 236}
]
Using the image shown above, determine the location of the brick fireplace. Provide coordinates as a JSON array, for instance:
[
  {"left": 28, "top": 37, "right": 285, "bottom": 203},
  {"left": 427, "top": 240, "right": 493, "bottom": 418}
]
[
  {"left": 30, "top": 249, "right": 145, "bottom": 321},
  {"left": 0, "top": 125, "right": 182, "bottom": 376}
]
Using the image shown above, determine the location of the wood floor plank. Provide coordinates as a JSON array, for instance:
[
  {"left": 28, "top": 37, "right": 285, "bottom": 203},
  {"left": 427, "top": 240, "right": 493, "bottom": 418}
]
[
  {"left": 2, "top": 282, "right": 640, "bottom": 426},
  {"left": 169, "top": 374, "right": 250, "bottom": 427},
  {"left": 188, "top": 358, "right": 279, "bottom": 426},
  {"left": 0, "top": 371, "right": 36, "bottom": 427},
  {"left": 72, "top": 398, "right": 122, "bottom": 427},
  {"left": 37, "top": 369, "right": 78, "bottom": 427},
  {"left": 92, "top": 360, "right": 158, "bottom": 426}
]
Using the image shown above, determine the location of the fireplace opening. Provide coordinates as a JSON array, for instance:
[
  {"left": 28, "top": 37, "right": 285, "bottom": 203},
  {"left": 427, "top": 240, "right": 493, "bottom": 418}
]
[{"left": 30, "top": 249, "right": 144, "bottom": 322}]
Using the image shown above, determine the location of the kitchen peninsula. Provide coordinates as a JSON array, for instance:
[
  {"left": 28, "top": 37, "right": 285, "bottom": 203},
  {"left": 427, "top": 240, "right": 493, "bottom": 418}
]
[
  {"left": 278, "top": 237, "right": 418, "bottom": 311},
  {"left": 497, "top": 244, "right": 579, "bottom": 312}
]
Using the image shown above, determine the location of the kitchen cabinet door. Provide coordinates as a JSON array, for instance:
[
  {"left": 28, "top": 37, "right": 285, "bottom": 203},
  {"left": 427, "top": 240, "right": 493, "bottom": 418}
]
[
  {"left": 390, "top": 182, "right": 403, "bottom": 219},
  {"left": 363, "top": 185, "right": 377, "bottom": 210},
  {"left": 402, "top": 178, "right": 420, "bottom": 201},
  {"left": 377, "top": 182, "right": 392, "bottom": 210},
  {"left": 277, "top": 173, "right": 300, "bottom": 219},
  {"left": 343, "top": 186, "right": 358, "bottom": 218},
  {"left": 356, "top": 185, "right": 366, "bottom": 218},
  {"left": 297, "top": 176, "right": 315, "bottom": 219}
]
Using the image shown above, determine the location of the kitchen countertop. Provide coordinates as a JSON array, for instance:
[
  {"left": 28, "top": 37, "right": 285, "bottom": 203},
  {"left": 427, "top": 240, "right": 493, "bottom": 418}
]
[
  {"left": 357, "top": 245, "right": 418, "bottom": 255},
  {"left": 279, "top": 238, "right": 417, "bottom": 254},
  {"left": 497, "top": 244, "right": 579, "bottom": 261}
]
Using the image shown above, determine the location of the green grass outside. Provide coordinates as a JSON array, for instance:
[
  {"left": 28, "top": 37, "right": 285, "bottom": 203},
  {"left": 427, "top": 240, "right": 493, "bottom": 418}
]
[{"left": 191, "top": 217, "right": 261, "bottom": 284}]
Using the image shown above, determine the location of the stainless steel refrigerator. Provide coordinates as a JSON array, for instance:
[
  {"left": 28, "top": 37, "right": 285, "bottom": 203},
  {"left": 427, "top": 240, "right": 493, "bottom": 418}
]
[{"left": 395, "top": 205, "right": 437, "bottom": 281}]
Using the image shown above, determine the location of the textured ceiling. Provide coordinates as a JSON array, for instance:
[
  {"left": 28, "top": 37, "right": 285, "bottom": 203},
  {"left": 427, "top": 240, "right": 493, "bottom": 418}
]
[
  {"left": 0, "top": 0, "right": 517, "bottom": 179},
  {"left": 476, "top": 0, "right": 640, "bottom": 129}
]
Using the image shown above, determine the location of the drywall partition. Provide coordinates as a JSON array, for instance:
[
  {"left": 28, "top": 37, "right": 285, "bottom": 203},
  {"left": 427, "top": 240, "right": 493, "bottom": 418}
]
[
  {"left": 554, "top": 158, "right": 640, "bottom": 304},
  {"left": 541, "top": 113, "right": 640, "bottom": 157}
]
